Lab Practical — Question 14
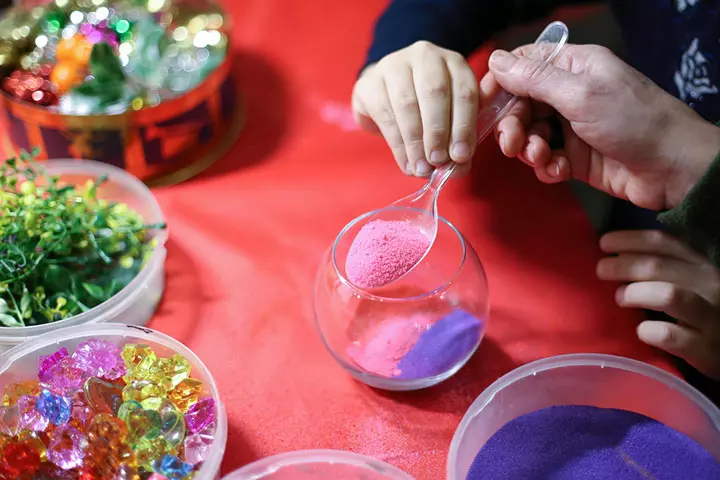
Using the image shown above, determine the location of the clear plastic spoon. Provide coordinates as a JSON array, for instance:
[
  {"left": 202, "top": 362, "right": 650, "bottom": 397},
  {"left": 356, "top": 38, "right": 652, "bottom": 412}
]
[{"left": 347, "top": 21, "right": 569, "bottom": 288}]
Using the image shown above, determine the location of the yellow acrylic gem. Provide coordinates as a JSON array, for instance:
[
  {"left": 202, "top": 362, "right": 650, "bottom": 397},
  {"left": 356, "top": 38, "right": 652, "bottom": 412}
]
[
  {"left": 122, "top": 380, "right": 166, "bottom": 403},
  {"left": 121, "top": 344, "right": 159, "bottom": 382},
  {"left": 158, "top": 354, "right": 191, "bottom": 390},
  {"left": 2, "top": 380, "right": 39, "bottom": 406},
  {"left": 133, "top": 437, "right": 176, "bottom": 471},
  {"left": 168, "top": 378, "right": 204, "bottom": 413}
]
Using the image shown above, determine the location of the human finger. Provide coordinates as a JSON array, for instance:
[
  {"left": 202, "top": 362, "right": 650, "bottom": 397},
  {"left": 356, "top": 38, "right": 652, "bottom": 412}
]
[
  {"left": 637, "top": 321, "right": 720, "bottom": 380},
  {"left": 599, "top": 230, "right": 706, "bottom": 264},
  {"left": 617, "top": 282, "right": 716, "bottom": 330},
  {"left": 384, "top": 64, "right": 430, "bottom": 176},
  {"left": 445, "top": 52, "right": 479, "bottom": 164}
]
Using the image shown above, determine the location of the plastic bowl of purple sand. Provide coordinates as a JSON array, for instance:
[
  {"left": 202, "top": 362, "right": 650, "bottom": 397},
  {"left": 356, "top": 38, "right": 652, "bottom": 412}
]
[
  {"left": 0, "top": 323, "right": 228, "bottom": 479},
  {"left": 222, "top": 449, "right": 415, "bottom": 479},
  {"left": 314, "top": 208, "right": 489, "bottom": 391},
  {"left": 447, "top": 354, "right": 720, "bottom": 480}
]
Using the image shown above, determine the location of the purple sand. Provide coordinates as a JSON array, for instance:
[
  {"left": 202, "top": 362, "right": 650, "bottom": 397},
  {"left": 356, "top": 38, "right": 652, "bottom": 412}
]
[
  {"left": 393, "top": 309, "right": 482, "bottom": 380},
  {"left": 466, "top": 405, "right": 720, "bottom": 480}
]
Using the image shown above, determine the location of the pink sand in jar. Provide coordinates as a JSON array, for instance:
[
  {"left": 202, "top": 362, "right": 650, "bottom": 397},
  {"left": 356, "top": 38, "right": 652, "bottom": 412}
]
[
  {"left": 345, "top": 220, "right": 430, "bottom": 288},
  {"left": 346, "top": 313, "right": 434, "bottom": 377}
]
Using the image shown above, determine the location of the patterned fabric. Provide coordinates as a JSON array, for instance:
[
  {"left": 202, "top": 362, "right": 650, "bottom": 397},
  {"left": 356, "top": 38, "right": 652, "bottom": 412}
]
[{"left": 608, "top": 0, "right": 720, "bottom": 123}]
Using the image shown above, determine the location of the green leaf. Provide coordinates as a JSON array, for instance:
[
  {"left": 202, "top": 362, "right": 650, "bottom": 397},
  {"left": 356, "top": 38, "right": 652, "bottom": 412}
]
[
  {"left": 89, "top": 42, "right": 125, "bottom": 83},
  {"left": 81, "top": 282, "right": 104, "bottom": 300},
  {"left": 20, "top": 288, "right": 31, "bottom": 316},
  {"left": 0, "top": 313, "right": 23, "bottom": 327}
]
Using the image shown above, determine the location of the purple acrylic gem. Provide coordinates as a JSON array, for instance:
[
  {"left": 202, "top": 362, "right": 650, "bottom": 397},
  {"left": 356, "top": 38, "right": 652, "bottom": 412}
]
[
  {"left": 394, "top": 309, "right": 482, "bottom": 380},
  {"left": 18, "top": 395, "right": 49, "bottom": 432},
  {"left": 39, "top": 347, "right": 69, "bottom": 382},
  {"left": 72, "top": 339, "right": 126, "bottom": 380},
  {"left": 47, "top": 424, "right": 88, "bottom": 470},
  {"left": 40, "top": 357, "right": 91, "bottom": 395},
  {"left": 183, "top": 421, "right": 215, "bottom": 464},
  {"left": 185, "top": 398, "right": 216, "bottom": 434}
]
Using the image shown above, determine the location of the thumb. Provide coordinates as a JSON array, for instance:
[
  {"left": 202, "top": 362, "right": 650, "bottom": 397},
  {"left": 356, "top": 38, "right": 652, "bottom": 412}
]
[{"left": 488, "top": 49, "right": 578, "bottom": 114}]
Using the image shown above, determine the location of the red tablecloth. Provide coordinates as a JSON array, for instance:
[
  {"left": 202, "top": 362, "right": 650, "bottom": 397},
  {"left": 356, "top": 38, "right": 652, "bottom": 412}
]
[{"left": 141, "top": 1, "right": 674, "bottom": 477}]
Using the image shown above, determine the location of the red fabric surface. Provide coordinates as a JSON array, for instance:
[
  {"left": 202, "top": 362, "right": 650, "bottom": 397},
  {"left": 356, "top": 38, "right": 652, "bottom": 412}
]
[{"left": 146, "top": 1, "right": 673, "bottom": 478}]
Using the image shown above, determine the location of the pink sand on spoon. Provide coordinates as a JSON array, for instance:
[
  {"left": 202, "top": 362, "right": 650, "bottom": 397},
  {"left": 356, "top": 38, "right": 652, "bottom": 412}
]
[{"left": 345, "top": 220, "right": 431, "bottom": 288}]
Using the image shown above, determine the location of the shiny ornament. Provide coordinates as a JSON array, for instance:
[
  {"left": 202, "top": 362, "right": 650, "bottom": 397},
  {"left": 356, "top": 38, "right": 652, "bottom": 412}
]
[
  {"left": 56, "top": 33, "right": 93, "bottom": 66},
  {"left": 51, "top": 61, "right": 85, "bottom": 94}
]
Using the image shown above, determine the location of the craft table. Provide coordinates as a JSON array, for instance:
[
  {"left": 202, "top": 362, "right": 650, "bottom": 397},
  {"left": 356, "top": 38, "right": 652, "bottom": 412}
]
[{"left": 135, "top": 1, "right": 673, "bottom": 477}]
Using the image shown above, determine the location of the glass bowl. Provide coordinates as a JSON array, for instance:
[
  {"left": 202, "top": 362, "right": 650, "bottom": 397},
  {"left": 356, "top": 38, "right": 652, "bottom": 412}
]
[
  {"left": 0, "top": 323, "right": 228, "bottom": 479},
  {"left": 0, "top": 159, "right": 167, "bottom": 352},
  {"left": 222, "top": 450, "right": 415, "bottom": 479},
  {"left": 447, "top": 354, "right": 720, "bottom": 479},
  {"left": 314, "top": 208, "right": 489, "bottom": 391}
]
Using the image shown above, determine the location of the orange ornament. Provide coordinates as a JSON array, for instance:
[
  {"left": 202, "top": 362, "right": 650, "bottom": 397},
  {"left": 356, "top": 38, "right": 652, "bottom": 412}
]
[
  {"left": 56, "top": 34, "right": 93, "bottom": 67},
  {"left": 50, "top": 62, "right": 85, "bottom": 94}
]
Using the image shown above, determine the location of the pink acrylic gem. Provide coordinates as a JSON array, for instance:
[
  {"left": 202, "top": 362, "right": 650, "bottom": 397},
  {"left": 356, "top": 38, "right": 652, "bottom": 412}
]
[
  {"left": 72, "top": 339, "right": 126, "bottom": 380},
  {"left": 183, "top": 421, "right": 215, "bottom": 464},
  {"left": 39, "top": 347, "right": 69, "bottom": 382},
  {"left": 47, "top": 424, "right": 88, "bottom": 469},
  {"left": 0, "top": 404, "right": 19, "bottom": 436},
  {"left": 70, "top": 394, "right": 95, "bottom": 428},
  {"left": 41, "top": 357, "right": 91, "bottom": 395},
  {"left": 148, "top": 475, "right": 169, "bottom": 480},
  {"left": 18, "top": 395, "right": 49, "bottom": 432},
  {"left": 184, "top": 398, "right": 215, "bottom": 434}
]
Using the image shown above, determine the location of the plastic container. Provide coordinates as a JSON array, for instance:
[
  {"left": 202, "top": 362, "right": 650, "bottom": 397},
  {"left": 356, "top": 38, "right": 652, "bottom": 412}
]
[
  {"left": 0, "top": 323, "right": 228, "bottom": 479},
  {"left": 447, "top": 354, "right": 720, "bottom": 479},
  {"left": 222, "top": 450, "right": 415, "bottom": 480},
  {"left": 314, "top": 209, "right": 489, "bottom": 391},
  {"left": 0, "top": 159, "right": 167, "bottom": 352}
]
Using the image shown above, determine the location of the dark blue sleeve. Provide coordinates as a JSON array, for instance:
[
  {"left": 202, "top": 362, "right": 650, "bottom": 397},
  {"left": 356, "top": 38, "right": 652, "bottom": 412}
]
[{"left": 365, "top": 0, "right": 592, "bottom": 68}]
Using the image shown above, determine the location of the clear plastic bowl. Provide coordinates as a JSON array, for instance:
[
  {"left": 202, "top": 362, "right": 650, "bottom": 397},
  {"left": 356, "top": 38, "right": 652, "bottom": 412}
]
[
  {"left": 0, "top": 159, "right": 168, "bottom": 352},
  {"left": 447, "top": 354, "right": 720, "bottom": 479},
  {"left": 314, "top": 209, "right": 489, "bottom": 391},
  {"left": 222, "top": 450, "right": 415, "bottom": 479},
  {"left": 0, "top": 323, "right": 228, "bottom": 479}
]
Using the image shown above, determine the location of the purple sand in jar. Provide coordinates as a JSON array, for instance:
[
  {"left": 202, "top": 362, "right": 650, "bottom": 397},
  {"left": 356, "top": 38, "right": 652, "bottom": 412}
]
[
  {"left": 346, "top": 309, "right": 482, "bottom": 379},
  {"left": 394, "top": 309, "right": 482, "bottom": 380},
  {"left": 466, "top": 405, "right": 720, "bottom": 480}
]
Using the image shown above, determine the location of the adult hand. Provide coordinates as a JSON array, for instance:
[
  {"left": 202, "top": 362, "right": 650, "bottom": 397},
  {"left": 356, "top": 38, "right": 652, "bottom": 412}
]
[
  {"left": 597, "top": 230, "right": 720, "bottom": 380},
  {"left": 483, "top": 44, "right": 720, "bottom": 210},
  {"left": 352, "top": 42, "right": 478, "bottom": 177}
]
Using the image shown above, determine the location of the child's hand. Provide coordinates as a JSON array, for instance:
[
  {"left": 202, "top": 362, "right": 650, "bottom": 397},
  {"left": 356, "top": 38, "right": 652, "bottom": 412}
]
[
  {"left": 352, "top": 42, "right": 479, "bottom": 177},
  {"left": 597, "top": 230, "right": 720, "bottom": 380}
]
